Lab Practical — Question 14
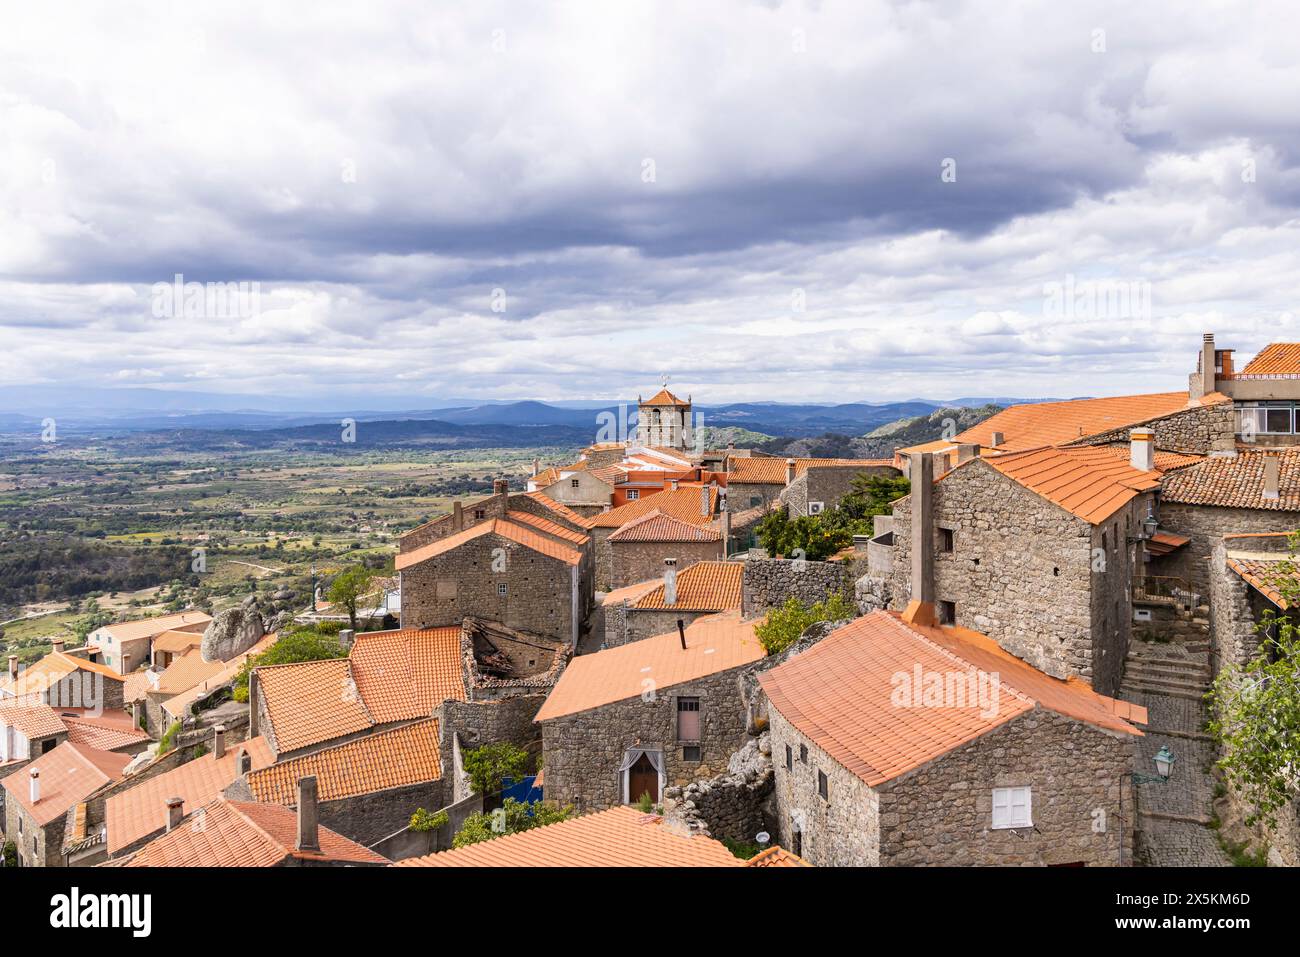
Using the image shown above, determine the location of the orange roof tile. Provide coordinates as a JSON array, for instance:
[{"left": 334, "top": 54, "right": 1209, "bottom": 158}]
[
  {"left": 608, "top": 509, "right": 722, "bottom": 543},
  {"left": 397, "top": 805, "right": 740, "bottom": 867},
  {"left": 1160, "top": 448, "right": 1300, "bottom": 510},
  {"left": 523, "top": 491, "right": 594, "bottom": 528},
  {"left": 247, "top": 718, "right": 441, "bottom": 806},
  {"left": 0, "top": 699, "right": 67, "bottom": 739},
  {"left": 123, "top": 799, "right": 387, "bottom": 867},
  {"left": 587, "top": 486, "right": 719, "bottom": 529},
  {"left": 160, "top": 632, "right": 277, "bottom": 720},
  {"left": 348, "top": 627, "right": 466, "bottom": 723},
  {"left": 0, "top": 651, "right": 125, "bottom": 697},
  {"left": 758, "top": 611, "right": 1143, "bottom": 789},
  {"left": 97, "top": 611, "right": 211, "bottom": 643},
  {"left": 63, "top": 712, "right": 150, "bottom": 752},
  {"left": 1099, "top": 445, "right": 1205, "bottom": 473},
  {"left": 978, "top": 445, "right": 1161, "bottom": 524},
  {"left": 1227, "top": 557, "right": 1299, "bottom": 610},
  {"left": 535, "top": 612, "right": 764, "bottom": 722},
  {"left": 1239, "top": 343, "right": 1300, "bottom": 377},
  {"left": 505, "top": 509, "right": 590, "bottom": 546},
  {"left": 256, "top": 658, "right": 373, "bottom": 753},
  {"left": 745, "top": 846, "right": 810, "bottom": 867},
  {"left": 107, "top": 736, "right": 275, "bottom": 854},
  {"left": 631, "top": 561, "right": 743, "bottom": 611},
  {"left": 640, "top": 388, "right": 690, "bottom": 407},
  {"left": 155, "top": 648, "right": 226, "bottom": 696},
  {"left": 2, "top": 741, "right": 131, "bottom": 826},
  {"left": 728, "top": 457, "right": 896, "bottom": 485},
  {"left": 151, "top": 629, "right": 205, "bottom": 654},
  {"left": 395, "top": 518, "right": 583, "bottom": 571},
  {"left": 600, "top": 578, "right": 664, "bottom": 607},
  {"left": 913, "top": 392, "right": 1201, "bottom": 454}
]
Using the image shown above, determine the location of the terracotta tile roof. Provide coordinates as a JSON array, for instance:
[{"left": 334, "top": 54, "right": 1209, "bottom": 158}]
[
  {"left": 758, "top": 611, "right": 1143, "bottom": 789},
  {"left": 247, "top": 718, "right": 441, "bottom": 806},
  {"left": 640, "top": 388, "right": 690, "bottom": 407},
  {"left": 0, "top": 699, "right": 67, "bottom": 739},
  {"left": 608, "top": 509, "right": 722, "bottom": 543},
  {"left": 523, "top": 491, "right": 594, "bottom": 528},
  {"left": 107, "top": 736, "right": 274, "bottom": 854},
  {"left": 122, "top": 670, "right": 153, "bottom": 703},
  {"left": 1239, "top": 343, "right": 1300, "bottom": 377},
  {"left": 151, "top": 629, "right": 205, "bottom": 654},
  {"left": 728, "top": 457, "right": 896, "bottom": 485},
  {"left": 395, "top": 518, "right": 583, "bottom": 571},
  {"left": 0, "top": 651, "right": 125, "bottom": 697},
  {"left": 505, "top": 509, "right": 590, "bottom": 546},
  {"left": 160, "top": 632, "right": 277, "bottom": 720},
  {"left": 155, "top": 649, "right": 226, "bottom": 696},
  {"left": 587, "top": 486, "right": 720, "bottom": 528},
  {"left": 97, "top": 611, "right": 211, "bottom": 642},
  {"left": 1098, "top": 445, "right": 1205, "bottom": 473},
  {"left": 935, "top": 392, "right": 1201, "bottom": 453},
  {"left": 745, "top": 846, "right": 810, "bottom": 867},
  {"left": 977, "top": 444, "right": 1161, "bottom": 524},
  {"left": 1145, "top": 531, "right": 1191, "bottom": 556},
  {"left": 530, "top": 467, "right": 563, "bottom": 487},
  {"left": 1160, "top": 449, "right": 1300, "bottom": 510},
  {"left": 2, "top": 741, "right": 131, "bottom": 826},
  {"left": 631, "top": 561, "right": 743, "bottom": 611},
  {"left": 535, "top": 612, "right": 764, "bottom": 721},
  {"left": 256, "top": 658, "right": 373, "bottom": 753},
  {"left": 349, "top": 628, "right": 466, "bottom": 723},
  {"left": 123, "top": 798, "right": 387, "bottom": 867},
  {"left": 1226, "top": 558, "right": 1299, "bottom": 610},
  {"left": 600, "top": 579, "right": 665, "bottom": 607},
  {"left": 64, "top": 712, "right": 150, "bottom": 752},
  {"left": 397, "top": 805, "right": 741, "bottom": 867}
]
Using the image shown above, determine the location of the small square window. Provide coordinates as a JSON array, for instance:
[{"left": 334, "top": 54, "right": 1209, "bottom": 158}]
[
  {"left": 817, "top": 770, "right": 829, "bottom": 801},
  {"left": 991, "top": 786, "right": 1032, "bottom": 829},
  {"left": 627, "top": 489, "right": 640, "bottom": 500},
  {"left": 496, "top": 583, "right": 508, "bottom": 597},
  {"left": 938, "top": 600, "right": 956, "bottom": 625},
  {"left": 682, "top": 745, "right": 702, "bottom": 762},
  {"left": 570, "top": 478, "right": 580, "bottom": 488},
  {"left": 799, "top": 744, "right": 808, "bottom": 764},
  {"left": 473, "top": 509, "right": 486, "bottom": 520},
  {"left": 750, "top": 496, "right": 762, "bottom": 507},
  {"left": 938, "top": 527, "right": 954, "bottom": 552}
]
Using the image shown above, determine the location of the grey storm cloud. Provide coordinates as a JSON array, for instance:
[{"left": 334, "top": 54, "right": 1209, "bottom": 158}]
[{"left": 2, "top": 0, "right": 1300, "bottom": 402}]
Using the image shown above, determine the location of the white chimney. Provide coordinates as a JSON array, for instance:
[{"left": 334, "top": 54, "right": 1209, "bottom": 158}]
[
  {"left": 29, "top": 767, "right": 39, "bottom": 804},
  {"left": 1263, "top": 454, "right": 1280, "bottom": 500},
  {"left": 1130, "top": 429, "right": 1155, "bottom": 472},
  {"left": 785, "top": 459, "right": 796, "bottom": 484}
]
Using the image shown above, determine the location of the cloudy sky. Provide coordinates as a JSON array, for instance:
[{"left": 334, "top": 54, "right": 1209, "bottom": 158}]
[{"left": 3, "top": 0, "right": 1300, "bottom": 407}]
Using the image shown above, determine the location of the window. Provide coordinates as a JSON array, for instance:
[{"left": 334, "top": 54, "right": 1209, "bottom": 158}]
[
  {"left": 938, "top": 527, "right": 954, "bottom": 552},
  {"left": 991, "top": 786, "right": 1032, "bottom": 829},
  {"left": 938, "top": 600, "right": 956, "bottom": 625},
  {"left": 799, "top": 744, "right": 808, "bottom": 764},
  {"left": 785, "top": 745, "right": 793, "bottom": 771},
  {"left": 473, "top": 508, "right": 486, "bottom": 520},
  {"left": 627, "top": 489, "right": 640, "bottom": 500},
  {"left": 817, "top": 770, "right": 829, "bottom": 801},
  {"left": 676, "top": 697, "right": 701, "bottom": 742},
  {"left": 570, "top": 478, "right": 580, "bottom": 489},
  {"left": 682, "top": 745, "right": 702, "bottom": 762},
  {"left": 791, "top": 823, "right": 802, "bottom": 857},
  {"left": 496, "top": 583, "right": 508, "bottom": 597},
  {"left": 1237, "top": 402, "right": 1297, "bottom": 436},
  {"left": 750, "top": 496, "right": 762, "bottom": 507}
]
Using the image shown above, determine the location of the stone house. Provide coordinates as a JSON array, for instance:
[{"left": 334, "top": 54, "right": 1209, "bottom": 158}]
[
  {"left": 536, "top": 612, "right": 765, "bottom": 812},
  {"left": 872, "top": 444, "right": 1161, "bottom": 696},
  {"left": 601, "top": 560, "right": 744, "bottom": 647},
  {"left": 726, "top": 456, "right": 898, "bottom": 515},
  {"left": 636, "top": 387, "right": 695, "bottom": 452},
  {"left": 2, "top": 741, "right": 131, "bottom": 867},
  {"left": 1189, "top": 333, "right": 1300, "bottom": 448},
  {"left": 87, "top": 611, "right": 212, "bottom": 675},
  {"left": 1210, "top": 531, "right": 1300, "bottom": 670},
  {"left": 398, "top": 480, "right": 591, "bottom": 555},
  {"left": 530, "top": 466, "right": 614, "bottom": 516},
  {"left": 0, "top": 647, "right": 127, "bottom": 714},
  {"left": 150, "top": 629, "right": 204, "bottom": 669},
  {"left": 397, "top": 516, "right": 589, "bottom": 647},
  {"left": 586, "top": 485, "right": 721, "bottom": 589},
  {"left": 758, "top": 610, "right": 1145, "bottom": 866},
  {"left": 607, "top": 510, "right": 724, "bottom": 588}
]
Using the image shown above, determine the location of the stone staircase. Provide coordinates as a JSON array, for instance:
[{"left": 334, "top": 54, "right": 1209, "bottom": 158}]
[{"left": 1121, "top": 645, "right": 1212, "bottom": 702}]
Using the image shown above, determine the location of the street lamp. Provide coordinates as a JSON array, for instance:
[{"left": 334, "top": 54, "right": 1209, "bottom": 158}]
[{"left": 1134, "top": 746, "right": 1176, "bottom": 785}]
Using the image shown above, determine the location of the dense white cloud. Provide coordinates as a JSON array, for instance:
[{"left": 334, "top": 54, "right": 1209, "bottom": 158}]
[{"left": 1, "top": 0, "right": 1300, "bottom": 405}]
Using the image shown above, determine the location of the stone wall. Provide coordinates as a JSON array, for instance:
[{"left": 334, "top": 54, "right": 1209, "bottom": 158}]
[
  {"left": 317, "top": 779, "right": 447, "bottom": 847},
  {"left": 1080, "top": 401, "right": 1236, "bottom": 455},
  {"left": 662, "top": 731, "right": 774, "bottom": 844},
  {"left": 781, "top": 465, "right": 900, "bottom": 518},
  {"left": 609, "top": 538, "right": 723, "bottom": 589},
  {"left": 541, "top": 663, "right": 758, "bottom": 812},
  {"left": 609, "top": 608, "right": 716, "bottom": 647},
  {"left": 536, "top": 471, "right": 612, "bottom": 511},
  {"left": 1208, "top": 540, "right": 1269, "bottom": 670},
  {"left": 740, "top": 558, "right": 852, "bottom": 616},
  {"left": 728, "top": 481, "right": 783, "bottom": 513},
  {"left": 1155, "top": 502, "right": 1300, "bottom": 602}
]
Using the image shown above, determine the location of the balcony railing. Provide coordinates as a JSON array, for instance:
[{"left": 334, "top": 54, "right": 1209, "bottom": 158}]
[{"left": 1132, "top": 575, "right": 1196, "bottom": 605}]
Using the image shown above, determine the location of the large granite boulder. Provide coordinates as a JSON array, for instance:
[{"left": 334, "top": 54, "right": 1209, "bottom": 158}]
[{"left": 200, "top": 597, "right": 266, "bottom": 663}]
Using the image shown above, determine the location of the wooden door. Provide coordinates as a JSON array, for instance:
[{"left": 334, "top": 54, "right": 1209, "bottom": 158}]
[{"left": 628, "top": 754, "right": 658, "bottom": 805}]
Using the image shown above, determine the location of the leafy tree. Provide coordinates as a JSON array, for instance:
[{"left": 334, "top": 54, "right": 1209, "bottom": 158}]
[
  {"left": 462, "top": 741, "right": 530, "bottom": 797},
  {"left": 755, "top": 593, "right": 858, "bottom": 656},
  {"left": 326, "top": 564, "right": 374, "bottom": 631},
  {"left": 452, "top": 799, "right": 573, "bottom": 849},
  {"left": 1208, "top": 539, "right": 1300, "bottom": 827},
  {"left": 756, "top": 473, "right": 909, "bottom": 561},
  {"left": 410, "top": 808, "right": 449, "bottom": 833},
  {"left": 231, "top": 627, "right": 348, "bottom": 702}
]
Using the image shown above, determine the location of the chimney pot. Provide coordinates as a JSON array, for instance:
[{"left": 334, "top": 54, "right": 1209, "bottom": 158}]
[
  {"left": 676, "top": 619, "right": 687, "bottom": 651},
  {"left": 989, "top": 431, "right": 1005, "bottom": 448},
  {"left": 700, "top": 484, "right": 710, "bottom": 515},
  {"left": 1263, "top": 454, "right": 1280, "bottom": 500},
  {"left": 8, "top": 655, "right": 17, "bottom": 680},
  {"left": 493, "top": 479, "right": 509, "bottom": 496},
  {"left": 339, "top": 628, "right": 355, "bottom": 650},
  {"left": 213, "top": 724, "right": 226, "bottom": 759},
  {"left": 51, "top": 639, "right": 65, "bottom": 654},
  {"left": 296, "top": 776, "right": 321, "bottom": 852},
  {"left": 238, "top": 749, "right": 252, "bottom": 776},
  {"left": 1130, "top": 429, "right": 1156, "bottom": 472},
  {"left": 165, "top": 796, "right": 184, "bottom": 831},
  {"left": 29, "top": 767, "right": 39, "bottom": 804}
]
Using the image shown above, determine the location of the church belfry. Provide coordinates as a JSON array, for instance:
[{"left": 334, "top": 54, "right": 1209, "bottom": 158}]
[{"left": 636, "top": 380, "right": 693, "bottom": 450}]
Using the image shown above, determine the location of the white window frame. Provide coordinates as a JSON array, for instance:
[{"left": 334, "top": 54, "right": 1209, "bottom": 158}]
[
  {"left": 626, "top": 489, "right": 640, "bottom": 500},
  {"left": 991, "top": 786, "right": 1032, "bottom": 829},
  {"left": 496, "top": 583, "right": 508, "bottom": 597}
]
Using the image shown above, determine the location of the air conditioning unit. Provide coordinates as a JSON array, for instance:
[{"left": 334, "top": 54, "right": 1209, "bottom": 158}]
[{"left": 808, "top": 502, "right": 825, "bottom": 515}]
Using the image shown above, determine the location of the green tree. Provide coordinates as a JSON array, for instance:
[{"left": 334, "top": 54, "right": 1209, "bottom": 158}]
[
  {"left": 462, "top": 741, "right": 530, "bottom": 797},
  {"left": 327, "top": 564, "right": 374, "bottom": 631},
  {"left": 452, "top": 799, "right": 573, "bottom": 849},
  {"left": 755, "top": 593, "right": 858, "bottom": 656},
  {"left": 231, "top": 627, "right": 348, "bottom": 702}
]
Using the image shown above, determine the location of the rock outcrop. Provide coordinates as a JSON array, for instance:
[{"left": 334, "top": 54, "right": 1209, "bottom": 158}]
[
  {"left": 663, "top": 731, "right": 774, "bottom": 843},
  {"left": 200, "top": 596, "right": 266, "bottom": 663}
]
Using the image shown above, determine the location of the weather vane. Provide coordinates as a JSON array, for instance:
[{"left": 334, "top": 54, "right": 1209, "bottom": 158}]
[{"left": 661, "top": 372, "right": 670, "bottom": 387}]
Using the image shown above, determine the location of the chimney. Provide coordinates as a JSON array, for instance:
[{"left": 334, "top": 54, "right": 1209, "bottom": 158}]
[
  {"left": 131, "top": 699, "right": 143, "bottom": 730},
  {"left": 700, "top": 485, "right": 711, "bottom": 516},
  {"left": 8, "top": 656, "right": 17, "bottom": 681},
  {"left": 676, "top": 619, "right": 687, "bottom": 651},
  {"left": 29, "top": 767, "right": 39, "bottom": 804},
  {"left": 1201, "top": 332, "right": 1217, "bottom": 396},
  {"left": 1130, "top": 429, "right": 1155, "bottom": 472},
  {"left": 957, "top": 443, "right": 980, "bottom": 465},
  {"left": 902, "top": 452, "right": 937, "bottom": 627},
  {"left": 1263, "top": 454, "right": 1280, "bottom": 501},
  {"left": 726, "top": 440, "right": 735, "bottom": 450},
  {"left": 785, "top": 459, "right": 796, "bottom": 485},
  {"left": 453, "top": 501, "right": 464, "bottom": 531},
  {"left": 493, "top": 479, "right": 509, "bottom": 496},
  {"left": 296, "top": 776, "right": 321, "bottom": 853},
  {"left": 121, "top": 652, "right": 131, "bottom": 674},
  {"left": 248, "top": 671, "right": 259, "bottom": 739},
  {"left": 989, "top": 431, "right": 1005, "bottom": 448},
  {"left": 213, "top": 724, "right": 226, "bottom": 759},
  {"left": 339, "top": 628, "right": 355, "bottom": 650},
  {"left": 532, "top": 457, "right": 540, "bottom": 476},
  {"left": 238, "top": 749, "right": 252, "bottom": 776},
  {"left": 165, "top": 796, "right": 184, "bottom": 831},
  {"left": 51, "top": 639, "right": 65, "bottom": 655},
  {"left": 721, "top": 508, "right": 731, "bottom": 555}
]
